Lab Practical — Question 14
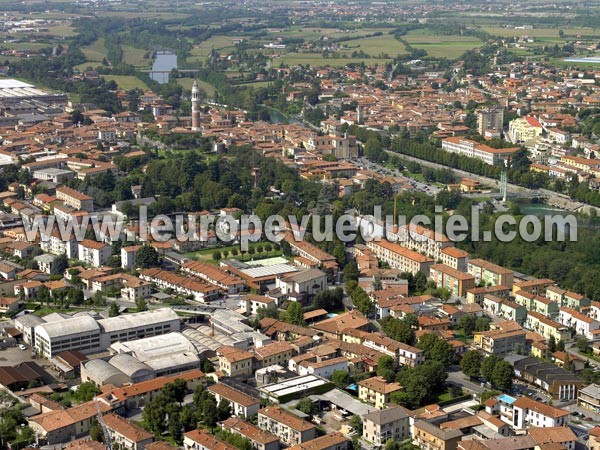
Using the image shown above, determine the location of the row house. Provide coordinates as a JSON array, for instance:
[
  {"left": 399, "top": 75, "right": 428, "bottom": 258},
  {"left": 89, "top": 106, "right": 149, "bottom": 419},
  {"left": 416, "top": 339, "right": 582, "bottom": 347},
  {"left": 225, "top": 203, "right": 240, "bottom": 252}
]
[
  {"left": 429, "top": 264, "right": 476, "bottom": 298},
  {"left": 482, "top": 295, "right": 526, "bottom": 324},
  {"left": 181, "top": 260, "right": 245, "bottom": 294},
  {"left": 467, "top": 259, "right": 514, "bottom": 288},
  {"left": 184, "top": 430, "right": 237, "bottom": 450},
  {"left": 512, "top": 278, "right": 555, "bottom": 297},
  {"left": 386, "top": 223, "right": 453, "bottom": 261},
  {"left": 558, "top": 307, "right": 599, "bottom": 339},
  {"left": 221, "top": 418, "right": 279, "bottom": 450},
  {"left": 524, "top": 311, "right": 572, "bottom": 343},
  {"left": 366, "top": 239, "right": 433, "bottom": 275},
  {"left": 361, "top": 333, "right": 423, "bottom": 367},
  {"left": 514, "top": 291, "right": 558, "bottom": 318},
  {"left": 139, "top": 268, "right": 220, "bottom": 302},
  {"left": 465, "top": 285, "right": 510, "bottom": 305},
  {"left": 546, "top": 286, "right": 590, "bottom": 311}
]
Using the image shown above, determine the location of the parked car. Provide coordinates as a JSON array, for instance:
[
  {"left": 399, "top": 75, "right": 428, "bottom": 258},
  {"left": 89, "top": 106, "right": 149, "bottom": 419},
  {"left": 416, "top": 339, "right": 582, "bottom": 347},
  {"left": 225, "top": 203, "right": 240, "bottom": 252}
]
[{"left": 18, "top": 344, "right": 26, "bottom": 351}]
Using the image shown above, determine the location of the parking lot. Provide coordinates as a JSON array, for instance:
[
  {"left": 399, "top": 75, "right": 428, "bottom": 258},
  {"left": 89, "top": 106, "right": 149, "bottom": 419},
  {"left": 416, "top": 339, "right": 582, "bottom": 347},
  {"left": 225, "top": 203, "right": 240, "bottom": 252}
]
[{"left": 0, "top": 345, "right": 49, "bottom": 368}]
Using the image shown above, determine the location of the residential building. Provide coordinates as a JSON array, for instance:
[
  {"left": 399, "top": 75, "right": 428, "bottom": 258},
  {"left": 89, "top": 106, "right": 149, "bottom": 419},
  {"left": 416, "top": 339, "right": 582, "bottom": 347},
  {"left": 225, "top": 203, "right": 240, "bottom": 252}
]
[
  {"left": 121, "top": 245, "right": 141, "bottom": 271},
  {"left": 257, "top": 406, "right": 317, "bottom": 446},
  {"left": 578, "top": 384, "right": 600, "bottom": 414},
  {"left": 254, "top": 341, "right": 293, "bottom": 368},
  {"left": 208, "top": 383, "right": 260, "bottom": 419},
  {"left": 558, "top": 307, "right": 599, "bottom": 339},
  {"left": 511, "top": 396, "right": 569, "bottom": 429},
  {"left": 429, "top": 264, "right": 476, "bottom": 298},
  {"left": 441, "top": 137, "right": 519, "bottom": 166},
  {"left": 412, "top": 420, "right": 462, "bottom": 450},
  {"left": 524, "top": 311, "right": 571, "bottom": 343},
  {"left": 217, "top": 346, "right": 254, "bottom": 377},
  {"left": 102, "top": 414, "right": 153, "bottom": 450},
  {"left": 473, "top": 328, "right": 526, "bottom": 357},
  {"left": 366, "top": 239, "right": 433, "bottom": 275},
  {"left": 184, "top": 430, "right": 237, "bottom": 450},
  {"left": 361, "top": 333, "right": 423, "bottom": 367},
  {"left": 386, "top": 223, "right": 453, "bottom": 260},
  {"left": 55, "top": 186, "right": 93, "bottom": 211},
  {"left": 77, "top": 240, "right": 111, "bottom": 267},
  {"left": 275, "top": 268, "right": 327, "bottom": 302},
  {"left": 362, "top": 405, "right": 410, "bottom": 445},
  {"left": 440, "top": 247, "right": 470, "bottom": 272},
  {"left": 287, "top": 432, "right": 350, "bottom": 450},
  {"left": 508, "top": 116, "right": 543, "bottom": 143},
  {"left": 221, "top": 418, "right": 279, "bottom": 450},
  {"left": 467, "top": 259, "right": 513, "bottom": 288},
  {"left": 466, "top": 285, "right": 510, "bottom": 305},
  {"left": 358, "top": 376, "right": 402, "bottom": 409},
  {"left": 477, "top": 107, "right": 504, "bottom": 139},
  {"left": 588, "top": 427, "right": 600, "bottom": 450}
]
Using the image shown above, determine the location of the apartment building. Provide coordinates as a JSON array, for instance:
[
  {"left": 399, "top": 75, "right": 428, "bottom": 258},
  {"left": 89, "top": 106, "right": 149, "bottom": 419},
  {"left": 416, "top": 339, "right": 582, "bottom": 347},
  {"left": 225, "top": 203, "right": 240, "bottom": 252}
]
[
  {"left": 102, "top": 414, "right": 153, "bottom": 450},
  {"left": 362, "top": 405, "right": 410, "bottom": 445},
  {"left": 441, "top": 137, "right": 519, "bottom": 166},
  {"left": 77, "top": 239, "right": 111, "bottom": 267},
  {"left": 55, "top": 186, "right": 93, "bottom": 211},
  {"left": 221, "top": 418, "right": 279, "bottom": 450},
  {"left": 257, "top": 406, "right": 317, "bottom": 446},
  {"left": 366, "top": 239, "right": 433, "bottom": 275},
  {"left": 121, "top": 245, "right": 141, "bottom": 271},
  {"left": 139, "top": 268, "right": 220, "bottom": 302},
  {"left": 578, "top": 384, "right": 600, "bottom": 415},
  {"left": 386, "top": 223, "right": 453, "bottom": 260},
  {"left": 482, "top": 295, "right": 526, "bottom": 324},
  {"left": 181, "top": 260, "right": 245, "bottom": 294},
  {"left": 239, "top": 294, "right": 277, "bottom": 316},
  {"left": 477, "top": 106, "right": 504, "bottom": 139},
  {"left": 208, "top": 383, "right": 260, "bottom": 419},
  {"left": 412, "top": 420, "right": 462, "bottom": 450},
  {"left": 512, "top": 397, "right": 569, "bottom": 429},
  {"left": 254, "top": 341, "right": 293, "bottom": 368},
  {"left": 297, "top": 356, "right": 348, "bottom": 379},
  {"left": 512, "top": 278, "right": 555, "bottom": 296},
  {"left": 429, "top": 264, "right": 476, "bottom": 298},
  {"left": 508, "top": 116, "right": 543, "bottom": 143},
  {"left": 473, "top": 328, "right": 526, "bottom": 356},
  {"left": 514, "top": 291, "right": 558, "bottom": 317},
  {"left": 287, "top": 432, "right": 350, "bottom": 450},
  {"left": 546, "top": 286, "right": 591, "bottom": 311},
  {"left": 440, "top": 247, "right": 470, "bottom": 272},
  {"left": 361, "top": 333, "right": 423, "bottom": 367},
  {"left": 358, "top": 376, "right": 402, "bottom": 409},
  {"left": 467, "top": 259, "right": 514, "bottom": 288},
  {"left": 524, "top": 311, "right": 571, "bottom": 343},
  {"left": 558, "top": 307, "right": 599, "bottom": 339},
  {"left": 466, "top": 285, "right": 510, "bottom": 305},
  {"left": 184, "top": 430, "right": 237, "bottom": 450},
  {"left": 217, "top": 346, "right": 254, "bottom": 377}
]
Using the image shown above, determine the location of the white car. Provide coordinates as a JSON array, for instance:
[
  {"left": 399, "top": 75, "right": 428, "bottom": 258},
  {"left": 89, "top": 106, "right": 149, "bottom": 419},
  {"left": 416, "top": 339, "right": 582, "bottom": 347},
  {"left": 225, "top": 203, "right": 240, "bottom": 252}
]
[{"left": 18, "top": 344, "right": 26, "bottom": 351}]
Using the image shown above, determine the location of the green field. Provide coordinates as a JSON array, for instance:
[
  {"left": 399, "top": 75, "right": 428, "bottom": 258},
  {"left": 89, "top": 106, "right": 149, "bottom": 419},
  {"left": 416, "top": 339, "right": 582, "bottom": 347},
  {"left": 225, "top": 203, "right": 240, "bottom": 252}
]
[
  {"left": 482, "top": 26, "right": 600, "bottom": 39},
  {"left": 188, "top": 35, "right": 237, "bottom": 62},
  {"left": 275, "top": 52, "right": 391, "bottom": 68},
  {"left": 341, "top": 34, "right": 407, "bottom": 58},
  {"left": 0, "top": 42, "right": 49, "bottom": 51},
  {"left": 43, "top": 24, "right": 77, "bottom": 37},
  {"left": 404, "top": 29, "right": 482, "bottom": 58},
  {"left": 176, "top": 78, "right": 217, "bottom": 97},
  {"left": 81, "top": 38, "right": 107, "bottom": 63},
  {"left": 273, "top": 26, "right": 391, "bottom": 41},
  {"left": 122, "top": 45, "right": 151, "bottom": 68},
  {"left": 102, "top": 75, "right": 149, "bottom": 90}
]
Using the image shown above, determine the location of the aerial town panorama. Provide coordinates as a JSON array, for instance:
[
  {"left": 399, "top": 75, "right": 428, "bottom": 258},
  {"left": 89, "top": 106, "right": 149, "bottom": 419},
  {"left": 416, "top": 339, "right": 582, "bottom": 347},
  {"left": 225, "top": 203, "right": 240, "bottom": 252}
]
[{"left": 1, "top": 1, "right": 600, "bottom": 450}]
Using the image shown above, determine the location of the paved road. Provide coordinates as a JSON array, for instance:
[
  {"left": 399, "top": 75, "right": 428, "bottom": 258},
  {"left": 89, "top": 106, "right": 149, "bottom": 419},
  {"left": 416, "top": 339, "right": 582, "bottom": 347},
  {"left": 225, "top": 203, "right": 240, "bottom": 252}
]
[
  {"left": 381, "top": 149, "right": 600, "bottom": 214},
  {"left": 446, "top": 366, "right": 486, "bottom": 394}
]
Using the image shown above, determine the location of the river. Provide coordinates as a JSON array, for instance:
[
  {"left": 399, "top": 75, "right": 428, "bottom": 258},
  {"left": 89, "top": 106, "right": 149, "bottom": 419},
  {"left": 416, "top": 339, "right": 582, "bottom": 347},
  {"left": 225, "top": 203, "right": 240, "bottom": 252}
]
[{"left": 150, "top": 51, "right": 178, "bottom": 84}]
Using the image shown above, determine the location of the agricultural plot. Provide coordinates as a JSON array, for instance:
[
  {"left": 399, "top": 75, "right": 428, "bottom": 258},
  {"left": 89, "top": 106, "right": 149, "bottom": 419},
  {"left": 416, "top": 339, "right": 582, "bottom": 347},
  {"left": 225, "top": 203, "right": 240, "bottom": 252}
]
[
  {"left": 340, "top": 34, "right": 407, "bottom": 58},
  {"left": 404, "top": 29, "right": 482, "bottom": 59},
  {"left": 176, "top": 78, "right": 217, "bottom": 97},
  {"left": 102, "top": 75, "right": 149, "bottom": 91}
]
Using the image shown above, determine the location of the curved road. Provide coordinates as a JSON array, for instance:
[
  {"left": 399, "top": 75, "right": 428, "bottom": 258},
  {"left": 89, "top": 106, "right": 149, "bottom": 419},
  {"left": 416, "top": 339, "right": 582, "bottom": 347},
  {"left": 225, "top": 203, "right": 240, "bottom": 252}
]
[{"left": 383, "top": 149, "right": 599, "bottom": 214}]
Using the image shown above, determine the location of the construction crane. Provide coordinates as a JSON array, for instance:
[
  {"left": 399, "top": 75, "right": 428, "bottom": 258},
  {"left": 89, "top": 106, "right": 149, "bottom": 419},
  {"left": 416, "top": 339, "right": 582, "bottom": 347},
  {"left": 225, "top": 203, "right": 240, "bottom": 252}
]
[{"left": 94, "top": 399, "right": 112, "bottom": 450}]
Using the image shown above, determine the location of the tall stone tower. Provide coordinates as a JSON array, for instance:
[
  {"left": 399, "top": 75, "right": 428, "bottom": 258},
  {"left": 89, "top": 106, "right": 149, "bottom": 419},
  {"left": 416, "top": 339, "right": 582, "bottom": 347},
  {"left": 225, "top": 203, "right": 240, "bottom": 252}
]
[{"left": 191, "top": 80, "right": 201, "bottom": 131}]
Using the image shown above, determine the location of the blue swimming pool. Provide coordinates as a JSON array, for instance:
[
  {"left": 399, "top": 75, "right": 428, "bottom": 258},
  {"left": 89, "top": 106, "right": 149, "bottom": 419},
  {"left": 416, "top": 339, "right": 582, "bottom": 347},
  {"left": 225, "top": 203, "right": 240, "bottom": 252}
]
[{"left": 498, "top": 394, "right": 516, "bottom": 404}]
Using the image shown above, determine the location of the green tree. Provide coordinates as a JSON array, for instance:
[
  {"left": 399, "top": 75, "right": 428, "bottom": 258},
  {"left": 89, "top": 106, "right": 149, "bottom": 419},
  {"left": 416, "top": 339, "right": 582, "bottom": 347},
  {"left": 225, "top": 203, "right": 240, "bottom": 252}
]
[
  {"left": 474, "top": 317, "right": 491, "bottom": 332},
  {"left": 51, "top": 253, "right": 69, "bottom": 276},
  {"left": 73, "top": 382, "right": 100, "bottom": 403},
  {"left": 417, "top": 334, "right": 455, "bottom": 366},
  {"left": 136, "top": 297, "right": 148, "bottom": 312},
  {"left": 108, "top": 302, "right": 120, "bottom": 317},
  {"left": 577, "top": 337, "right": 589, "bottom": 353},
  {"left": 481, "top": 355, "right": 500, "bottom": 383},
  {"left": 331, "top": 370, "right": 350, "bottom": 387},
  {"left": 296, "top": 398, "right": 317, "bottom": 416},
  {"left": 90, "top": 422, "right": 104, "bottom": 442},
  {"left": 343, "top": 261, "right": 360, "bottom": 282},
  {"left": 218, "top": 398, "right": 231, "bottom": 421},
  {"left": 285, "top": 302, "right": 305, "bottom": 326},
  {"left": 460, "top": 350, "right": 482, "bottom": 378},
  {"left": 458, "top": 315, "right": 476, "bottom": 336},
  {"left": 349, "top": 415, "right": 363, "bottom": 435},
  {"left": 377, "top": 355, "right": 396, "bottom": 382},
  {"left": 134, "top": 245, "right": 160, "bottom": 268},
  {"left": 212, "top": 250, "right": 222, "bottom": 261},
  {"left": 491, "top": 360, "right": 514, "bottom": 391}
]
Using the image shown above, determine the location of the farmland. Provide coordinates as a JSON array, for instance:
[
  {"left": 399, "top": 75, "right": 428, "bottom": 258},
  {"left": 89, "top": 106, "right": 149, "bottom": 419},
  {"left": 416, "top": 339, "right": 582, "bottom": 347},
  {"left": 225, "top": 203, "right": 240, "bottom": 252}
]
[{"left": 404, "top": 28, "right": 482, "bottom": 59}]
